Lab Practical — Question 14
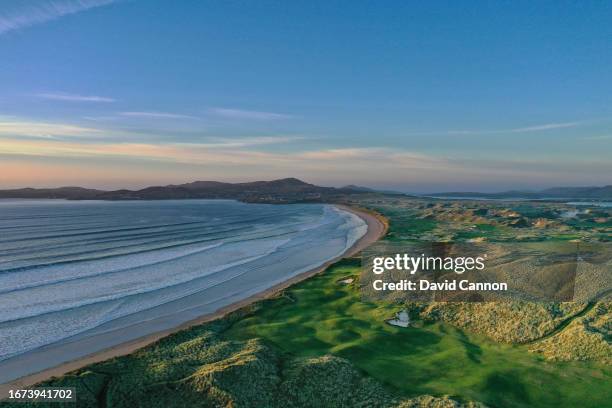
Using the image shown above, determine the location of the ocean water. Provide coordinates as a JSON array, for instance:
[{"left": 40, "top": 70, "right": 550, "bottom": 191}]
[
  {"left": 0, "top": 199, "right": 366, "bottom": 371},
  {"left": 567, "top": 201, "right": 612, "bottom": 208}
]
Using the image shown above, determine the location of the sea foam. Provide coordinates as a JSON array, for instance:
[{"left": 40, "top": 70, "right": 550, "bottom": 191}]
[{"left": 0, "top": 200, "right": 365, "bottom": 364}]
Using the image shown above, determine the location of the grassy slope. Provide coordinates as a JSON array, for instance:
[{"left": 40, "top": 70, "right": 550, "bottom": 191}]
[
  {"left": 3, "top": 199, "right": 609, "bottom": 407},
  {"left": 3, "top": 262, "right": 609, "bottom": 408},
  {"left": 225, "top": 259, "right": 611, "bottom": 408}
]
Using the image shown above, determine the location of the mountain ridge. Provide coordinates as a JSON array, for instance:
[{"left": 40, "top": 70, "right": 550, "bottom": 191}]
[
  {"left": 0, "top": 178, "right": 368, "bottom": 203},
  {"left": 2, "top": 181, "right": 610, "bottom": 202}
]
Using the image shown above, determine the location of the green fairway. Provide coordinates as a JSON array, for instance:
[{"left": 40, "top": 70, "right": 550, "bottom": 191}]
[{"left": 225, "top": 258, "right": 611, "bottom": 408}]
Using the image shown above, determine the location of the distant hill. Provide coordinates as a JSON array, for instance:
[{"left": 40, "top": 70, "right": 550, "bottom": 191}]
[
  {"left": 0, "top": 178, "right": 371, "bottom": 203},
  {"left": 0, "top": 187, "right": 103, "bottom": 199},
  {"left": 341, "top": 185, "right": 406, "bottom": 195},
  {"left": 539, "top": 185, "right": 612, "bottom": 198},
  {"left": 430, "top": 185, "right": 612, "bottom": 200}
]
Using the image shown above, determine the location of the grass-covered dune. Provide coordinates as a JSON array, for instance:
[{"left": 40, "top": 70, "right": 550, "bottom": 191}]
[
  {"left": 225, "top": 259, "right": 610, "bottom": 407},
  {"left": 4, "top": 197, "right": 610, "bottom": 407},
  {"left": 414, "top": 302, "right": 586, "bottom": 344},
  {"left": 7, "top": 259, "right": 610, "bottom": 408},
  {"left": 529, "top": 302, "right": 611, "bottom": 363},
  {"left": 357, "top": 196, "right": 611, "bottom": 352}
]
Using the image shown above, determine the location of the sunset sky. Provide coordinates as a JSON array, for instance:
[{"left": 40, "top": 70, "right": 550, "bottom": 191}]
[{"left": 1, "top": 0, "right": 611, "bottom": 192}]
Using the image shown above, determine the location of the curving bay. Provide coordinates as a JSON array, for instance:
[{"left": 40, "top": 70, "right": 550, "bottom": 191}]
[{"left": 0, "top": 199, "right": 367, "bottom": 383}]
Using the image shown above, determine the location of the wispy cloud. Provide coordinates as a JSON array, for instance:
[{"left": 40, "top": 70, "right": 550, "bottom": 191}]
[
  {"left": 507, "top": 122, "right": 581, "bottom": 133},
  {"left": 210, "top": 108, "right": 293, "bottom": 121},
  {"left": 0, "top": 118, "right": 101, "bottom": 138},
  {"left": 444, "top": 121, "right": 582, "bottom": 135},
  {"left": 36, "top": 92, "right": 115, "bottom": 103},
  {"left": 0, "top": 116, "right": 304, "bottom": 146},
  {"left": 82, "top": 115, "right": 118, "bottom": 121},
  {"left": 0, "top": 140, "right": 446, "bottom": 171},
  {"left": 120, "top": 111, "right": 198, "bottom": 120},
  {"left": 3, "top": 137, "right": 610, "bottom": 190},
  {"left": 179, "top": 136, "right": 303, "bottom": 149},
  {"left": 0, "top": 0, "right": 118, "bottom": 35}
]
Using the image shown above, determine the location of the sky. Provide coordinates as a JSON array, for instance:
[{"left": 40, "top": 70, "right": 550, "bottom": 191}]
[{"left": 0, "top": 0, "right": 611, "bottom": 193}]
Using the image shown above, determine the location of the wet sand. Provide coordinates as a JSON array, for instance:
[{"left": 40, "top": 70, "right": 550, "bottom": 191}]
[{"left": 0, "top": 205, "right": 386, "bottom": 397}]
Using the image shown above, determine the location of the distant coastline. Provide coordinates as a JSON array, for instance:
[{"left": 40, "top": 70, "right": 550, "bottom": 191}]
[
  {"left": 425, "top": 195, "right": 612, "bottom": 205},
  {"left": 2, "top": 179, "right": 610, "bottom": 203},
  {"left": 426, "top": 185, "right": 612, "bottom": 201}
]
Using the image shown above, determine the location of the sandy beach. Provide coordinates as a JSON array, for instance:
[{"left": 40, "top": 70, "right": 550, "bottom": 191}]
[{"left": 0, "top": 205, "right": 386, "bottom": 397}]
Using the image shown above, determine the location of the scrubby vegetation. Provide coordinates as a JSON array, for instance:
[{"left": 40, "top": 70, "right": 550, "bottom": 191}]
[
  {"left": 223, "top": 260, "right": 610, "bottom": 407},
  {"left": 350, "top": 196, "right": 611, "bottom": 356},
  {"left": 1, "top": 282, "right": 486, "bottom": 407},
  {"left": 530, "top": 302, "right": 612, "bottom": 363},
  {"left": 413, "top": 302, "right": 585, "bottom": 343},
  {"left": 4, "top": 259, "right": 610, "bottom": 407},
  {"left": 351, "top": 196, "right": 611, "bottom": 243},
  {"left": 4, "top": 197, "right": 610, "bottom": 407}
]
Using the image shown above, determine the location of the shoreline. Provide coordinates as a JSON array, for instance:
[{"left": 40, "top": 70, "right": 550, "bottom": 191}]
[{"left": 0, "top": 204, "right": 387, "bottom": 397}]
